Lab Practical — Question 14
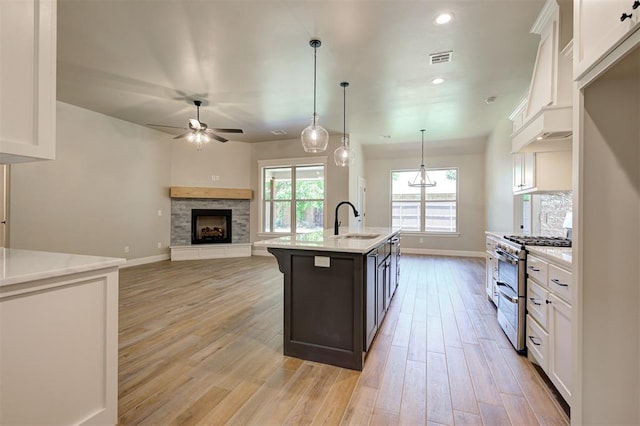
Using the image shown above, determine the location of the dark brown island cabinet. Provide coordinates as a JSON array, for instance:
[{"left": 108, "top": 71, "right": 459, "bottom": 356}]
[{"left": 262, "top": 229, "right": 400, "bottom": 370}]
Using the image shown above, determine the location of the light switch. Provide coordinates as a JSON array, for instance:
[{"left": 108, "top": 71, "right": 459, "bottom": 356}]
[{"left": 314, "top": 256, "right": 330, "bottom": 268}]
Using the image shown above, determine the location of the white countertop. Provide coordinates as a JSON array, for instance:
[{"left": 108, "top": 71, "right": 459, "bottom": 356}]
[
  {"left": 253, "top": 227, "right": 400, "bottom": 254},
  {"left": 0, "top": 248, "right": 126, "bottom": 287},
  {"left": 526, "top": 246, "right": 572, "bottom": 269}
]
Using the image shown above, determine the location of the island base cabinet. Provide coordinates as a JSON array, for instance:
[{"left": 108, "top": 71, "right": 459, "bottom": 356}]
[{"left": 0, "top": 268, "right": 119, "bottom": 425}]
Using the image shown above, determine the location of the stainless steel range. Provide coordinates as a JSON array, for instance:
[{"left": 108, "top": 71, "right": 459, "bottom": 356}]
[{"left": 493, "top": 235, "right": 571, "bottom": 353}]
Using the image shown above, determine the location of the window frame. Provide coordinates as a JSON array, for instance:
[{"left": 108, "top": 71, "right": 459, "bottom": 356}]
[
  {"left": 390, "top": 167, "right": 459, "bottom": 235},
  {"left": 258, "top": 157, "right": 327, "bottom": 236}
]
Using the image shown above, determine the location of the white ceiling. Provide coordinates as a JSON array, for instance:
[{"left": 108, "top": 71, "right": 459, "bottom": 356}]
[{"left": 57, "top": 0, "right": 544, "bottom": 149}]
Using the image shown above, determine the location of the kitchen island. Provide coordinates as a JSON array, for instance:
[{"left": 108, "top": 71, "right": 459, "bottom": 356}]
[
  {"left": 0, "top": 248, "right": 125, "bottom": 425},
  {"left": 254, "top": 227, "right": 400, "bottom": 370}
]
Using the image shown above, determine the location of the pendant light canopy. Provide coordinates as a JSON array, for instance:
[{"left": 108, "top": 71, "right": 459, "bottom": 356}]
[
  {"left": 334, "top": 82, "right": 354, "bottom": 167},
  {"left": 408, "top": 129, "right": 436, "bottom": 187},
  {"left": 301, "top": 39, "right": 329, "bottom": 153}
]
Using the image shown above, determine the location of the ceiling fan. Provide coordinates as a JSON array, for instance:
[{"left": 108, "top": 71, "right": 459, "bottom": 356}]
[{"left": 148, "top": 100, "right": 243, "bottom": 144}]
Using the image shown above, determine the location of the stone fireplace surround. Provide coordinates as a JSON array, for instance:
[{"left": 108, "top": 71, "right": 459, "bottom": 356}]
[{"left": 170, "top": 196, "right": 251, "bottom": 260}]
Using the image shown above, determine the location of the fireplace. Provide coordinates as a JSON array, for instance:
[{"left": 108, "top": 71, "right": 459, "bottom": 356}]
[{"left": 191, "top": 209, "right": 232, "bottom": 244}]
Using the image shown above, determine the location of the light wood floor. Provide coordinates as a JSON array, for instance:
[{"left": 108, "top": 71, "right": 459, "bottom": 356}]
[{"left": 118, "top": 254, "right": 569, "bottom": 425}]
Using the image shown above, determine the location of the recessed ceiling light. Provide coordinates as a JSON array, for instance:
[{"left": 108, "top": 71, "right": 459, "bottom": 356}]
[
  {"left": 434, "top": 12, "right": 453, "bottom": 25},
  {"left": 432, "top": 77, "right": 445, "bottom": 85}
]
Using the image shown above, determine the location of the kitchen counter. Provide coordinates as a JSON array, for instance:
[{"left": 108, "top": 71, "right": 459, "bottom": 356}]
[
  {"left": 259, "top": 227, "right": 401, "bottom": 370},
  {"left": 0, "top": 248, "right": 125, "bottom": 288},
  {"left": 526, "top": 246, "right": 572, "bottom": 269},
  {"left": 0, "top": 249, "right": 124, "bottom": 425},
  {"left": 253, "top": 226, "right": 400, "bottom": 254}
]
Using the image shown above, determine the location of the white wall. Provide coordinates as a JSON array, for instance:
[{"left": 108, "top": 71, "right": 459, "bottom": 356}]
[
  {"left": 364, "top": 149, "right": 486, "bottom": 254},
  {"left": 485, "top": 118, "right": 515, "bottom": 233},
  {"left": 9, "top": 102, "right": 172, "bottom": 261},
  {"left": 249, "top": 135, "right": 349, "bottom": 242},
  {"left": 171, "top": 138, "right": 251, "bottom": 188}
]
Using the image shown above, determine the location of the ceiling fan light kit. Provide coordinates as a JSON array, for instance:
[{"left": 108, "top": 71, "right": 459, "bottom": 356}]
[
  {"left": 301, "top": 39, "right": 329, "bottom": 153},
  {"left": 408, "top": 129, "right": 436, "bottom": 188},
  {"left": 334, "top": 81, "right": 354, "bottom": 167}
]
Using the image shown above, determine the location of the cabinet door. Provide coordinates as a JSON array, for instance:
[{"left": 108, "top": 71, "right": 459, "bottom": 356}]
[
  {"left": 522, "top": 152, "right": 535, "bottom": 190},
  {"left": 513, "top": 154, "right": 524, "bottom": 192},
  {"left": 549, "top": 293, "right": 572, "bottom": 403},
  {"left": 365, "top": 253, "right": 377, "bottom": 351},
  {"left": 575, "top": 0, "right": 640, "bottom": 79},
  {"left": 485, "top": 254, "right": 494, "bottom": 299},
  {"left": 376, "top": 259, "right": 386, "bottom": 324},
  {"left": 0, "top": 0, "right": 56, "bottom": 162}
]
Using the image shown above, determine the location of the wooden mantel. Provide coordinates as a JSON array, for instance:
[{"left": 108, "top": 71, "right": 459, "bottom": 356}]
[{"left": 170, "top": 186, "right": 253, "bottom": 200}]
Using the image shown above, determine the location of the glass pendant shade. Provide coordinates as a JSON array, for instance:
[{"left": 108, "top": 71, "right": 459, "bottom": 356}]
[
  {"left": 408, "top": 129, "right": 436, "bottom": 187},
  {"left": 301, "top": 113, "right": 329, "bottom": 152},
  {"left": 301, "top": 39, "right": 328, "bottom": 153},
  {"left": 334, "top": 136, "right": 354, "bottom": 167}
]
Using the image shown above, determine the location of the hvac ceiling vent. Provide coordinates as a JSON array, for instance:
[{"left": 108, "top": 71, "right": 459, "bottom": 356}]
[{"left": 429, "top": 50, "right": 453, "bottom": 65}]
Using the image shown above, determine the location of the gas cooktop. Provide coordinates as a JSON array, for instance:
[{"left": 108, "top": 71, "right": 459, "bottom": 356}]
[{"left": 503, "top": 235, "right": 572, "bottom": 248}]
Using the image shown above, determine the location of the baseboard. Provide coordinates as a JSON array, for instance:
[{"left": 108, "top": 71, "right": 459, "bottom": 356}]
[
  {"left": 251, "top": 246, "right": 272, "bottom": 257},
  {"left": 401, "top": 248, "right": 485, "bottom": 258},
  {"left": 122, "top": 254, "right": 170, "bottom": 268}
]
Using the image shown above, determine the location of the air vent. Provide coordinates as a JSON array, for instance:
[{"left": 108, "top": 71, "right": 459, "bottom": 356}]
[{"left": 429, "top": 50, "right": 453, "bottom": 65}]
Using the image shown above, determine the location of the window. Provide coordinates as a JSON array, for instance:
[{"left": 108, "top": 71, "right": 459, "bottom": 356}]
[
  {"left": 391, "top": 168, "right": 457, "bottom": 233},
  {"left": 260, "top": 159, "right": 326, "bottom": 234}
]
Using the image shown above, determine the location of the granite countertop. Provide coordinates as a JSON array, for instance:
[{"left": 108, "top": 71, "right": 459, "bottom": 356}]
[
  {"left": 253, "top": 227, "right": 400, "bottom": 254},
  {"left": 0, "top": 248, "right": 126, "bottom": 288},
  {"left": 526, "top": 246, "right": 572, "bottom": 269}
]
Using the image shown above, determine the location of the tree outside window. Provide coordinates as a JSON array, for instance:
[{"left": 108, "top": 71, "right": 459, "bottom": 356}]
[
  {"left": 262, "top": 163, "right": 325, "bottom": 234},
  {"left": 391, "top": 168, "right": 457, "bottom": 233}
]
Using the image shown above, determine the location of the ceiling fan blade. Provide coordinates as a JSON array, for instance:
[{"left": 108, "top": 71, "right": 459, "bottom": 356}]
[
  {"left": 147, "top": 123, "right": 188, "bottom": 130},
  {"left": 173, "top": 132, "right": 192, "bottom": 140},
  {"left": 211, "top": 128, "right": 244, "bottom": 134},
  {"left": 205, "top": 131, "right": 228, "bottom": 143}
]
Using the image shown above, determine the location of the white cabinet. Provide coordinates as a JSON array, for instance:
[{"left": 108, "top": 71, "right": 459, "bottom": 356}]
[
  {"left": 525, "top": 253, "right": 572, "bottom": 405},
  {"left": 574, "top": 0, "right": 640, "bottom": 79},
  {"left": 485, "top": 236, "right": 499, "bottom": 304},
  {"left": 512, "top": 150, "right": 572, "bottom": 194},
  {"left": 0, "top": 0, "right": 56, "bottom": 163}
]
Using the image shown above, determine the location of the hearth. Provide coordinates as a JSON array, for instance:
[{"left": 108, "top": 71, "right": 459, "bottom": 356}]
[{"left": 191, "top": 209, "right": 232, "bottom": 244}]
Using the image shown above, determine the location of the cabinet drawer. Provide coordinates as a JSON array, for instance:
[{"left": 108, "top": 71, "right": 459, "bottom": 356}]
[
  {"left": 527, "top": 279, "right": 549, "bottom": 330},
  {"left": 526, "top": 255, "right": 548, "bottom": 285},
  {"left": 549, "top": 264, "right": 572, "bottom": 303},
  {"left": 526, "top": 314, "right": 549, "bottom": 371}
]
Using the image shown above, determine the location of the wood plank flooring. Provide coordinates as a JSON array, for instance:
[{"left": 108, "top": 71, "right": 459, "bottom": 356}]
[{"left": 118, "top": 254, "right": 569, "bottom": 425}]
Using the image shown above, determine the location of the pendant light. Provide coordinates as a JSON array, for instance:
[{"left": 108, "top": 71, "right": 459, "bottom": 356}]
[
  {"left": 408, "top": 129, "right": 436, "bottom": 187},
  {"left": 301, "top": 39, "right": 329, "bottom": 153},
  {"left": 334, "top": 81, "right": 354, "bottom": 167}
]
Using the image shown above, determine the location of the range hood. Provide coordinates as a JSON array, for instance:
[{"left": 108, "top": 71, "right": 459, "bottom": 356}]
[{"left": 510, "top": 0, "right": 573, "bottom": 152}]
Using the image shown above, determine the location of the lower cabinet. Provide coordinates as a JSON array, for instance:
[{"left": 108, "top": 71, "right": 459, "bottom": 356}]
[
  {"left": 365, "top": 252, "right": 378, "bottom": 350},
  {"left": 525, "top": 253, "right": 572, "bottom": 405}
]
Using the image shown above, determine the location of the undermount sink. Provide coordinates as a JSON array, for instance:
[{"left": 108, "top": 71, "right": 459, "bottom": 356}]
[{"left": 335, "top": 233, "right": 381, "bottom": 240}]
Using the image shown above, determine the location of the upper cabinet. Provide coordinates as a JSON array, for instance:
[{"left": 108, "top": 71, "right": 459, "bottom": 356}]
[
  {"left": 574, "top": 0, "right": 640, "bottom": 80},
  {"left": 0, "top": 0, "right": 57, "bottom": 163},
  {"left": 511, "top": 0, "right": 574, "bottom": 153},
  {"left": 512, "top": 150, "right": 572, "bottom": 195}
]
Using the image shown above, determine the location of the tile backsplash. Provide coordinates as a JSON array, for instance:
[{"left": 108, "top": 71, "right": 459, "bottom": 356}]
[{"left": 538, "top": 191, "right": 572, "bottom": 237}]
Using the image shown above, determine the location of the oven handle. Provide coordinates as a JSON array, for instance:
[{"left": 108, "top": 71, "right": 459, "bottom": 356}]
[
  {"left": 496, "top": 280, "right": 517, "bottom": 295},
  {"left": 497, "top": 288, "right": 519, "bottom": 304},
  {"left": 495, "top": 249, "right": 518, "bottom": 265}
]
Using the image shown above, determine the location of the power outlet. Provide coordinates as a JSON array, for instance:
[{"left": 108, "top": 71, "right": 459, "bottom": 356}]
[
  {"left": 419, "top": 237, "right": 424, "bottom": 243},
  {"left": 124, "top": 246, "right": 130, "bottom": 253},
  {"left": 157, "top": 209, "right": 162, "bottom": 217},
  {"left": 157, "top": 242, "right": 162, "bottom": 249},
  {"left": 211, "top": 175, "right": 220, "bottom": 181}
]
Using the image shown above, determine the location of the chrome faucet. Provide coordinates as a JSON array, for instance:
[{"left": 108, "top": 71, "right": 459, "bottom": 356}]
[{"left": 334, "top": 201, "right": 360, "bottom": 235}]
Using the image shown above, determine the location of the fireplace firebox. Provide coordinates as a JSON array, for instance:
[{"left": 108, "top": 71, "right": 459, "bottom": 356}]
[{"left": 191, "top": 209, "right": 232, "bottom": 244}]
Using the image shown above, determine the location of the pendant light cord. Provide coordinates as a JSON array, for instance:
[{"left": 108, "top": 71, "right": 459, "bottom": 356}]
[
  {"left": 313, "top": 46, "right": 317, "bottom": 127},
  {"left": 420, "top": 129, "right": 425, "bottom": 167},
  {"left": 343, "top": 84, "right": 346, "bottom": 146}
]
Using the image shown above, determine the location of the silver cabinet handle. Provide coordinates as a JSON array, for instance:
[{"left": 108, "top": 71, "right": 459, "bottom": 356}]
[
  {"left": 529, "top": 336, "right": 542, "bottom": 346},
  {"left": 551, "top": 278, "right": 568, "bottom": 287},
  {"left": 529, "top": 297, "right": 541, "bottom": 306}
]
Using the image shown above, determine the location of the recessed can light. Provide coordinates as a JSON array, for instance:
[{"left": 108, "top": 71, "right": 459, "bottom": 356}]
[
  {"left": 432, "top": 77, "right": 445, "bottom": 85},
  {"left": 435, "top": 12, "right": 453, "bottom": 25}
]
